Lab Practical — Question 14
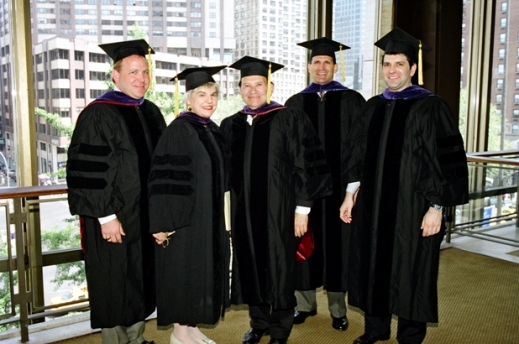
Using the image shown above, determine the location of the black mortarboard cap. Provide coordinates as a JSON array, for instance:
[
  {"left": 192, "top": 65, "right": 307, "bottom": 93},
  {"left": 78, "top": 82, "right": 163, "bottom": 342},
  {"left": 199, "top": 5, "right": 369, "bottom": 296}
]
[
  {"left": 171, "top": 65, "right": 227, "bottom": 91},
  {"left": 374, "top": 27, "right": 431, "bottom": 63},
  {"left": 229, "top": 56, "right": 284, "bottom": 78},
  {"left": 297, "top": 37, "right": 350, "bottom": 63},
  {"left": 99, "top": 39, "right": 155, "bottom": 63},
  {"left": 374, "top": 27, "right": 432, "bottom": 85}
]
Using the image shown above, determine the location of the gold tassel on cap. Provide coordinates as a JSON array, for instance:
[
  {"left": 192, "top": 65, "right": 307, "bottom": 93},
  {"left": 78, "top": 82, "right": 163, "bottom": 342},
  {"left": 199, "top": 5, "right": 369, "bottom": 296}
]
[
  {"left": 147, "top": 47, "right": 153, "bottom": 91},
  {"left": 418, "top": 40, "right": 423, "bottom": 86},
  {"left": 266, "top": 62, "right": 272, "bottom": 104},
  {"left": 339, "top": 44, "right": 346, "bottom": 82},
  {"left": 174, "top": 76, "right": 180, "bottom": 117}
]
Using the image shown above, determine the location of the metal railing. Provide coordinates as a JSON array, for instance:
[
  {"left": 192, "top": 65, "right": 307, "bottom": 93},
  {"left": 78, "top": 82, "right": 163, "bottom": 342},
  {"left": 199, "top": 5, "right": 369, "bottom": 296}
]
[
  {"left": 446, "top": 150, "right": 519, "bottom": 248},
  {"left": 0, "top": 185, "right": 86, "bottom": 343}
]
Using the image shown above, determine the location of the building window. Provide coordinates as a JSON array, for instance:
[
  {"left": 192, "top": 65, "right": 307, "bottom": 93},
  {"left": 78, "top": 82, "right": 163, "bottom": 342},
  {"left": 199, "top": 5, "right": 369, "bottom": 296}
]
[
  {"left": 89, "top": 53, "right": 107, "bottom": 63},
  {"left": 89, "top": 71, "right": 108, "bottom": 81},
  {"left": 496, "top": 94, "right": 503, "bottom": 104},
  {"left": 501, "top": 2, "right": 507, "bottom": 11},
  {"left": 59, "top": 109, "right": 70, "bottom": 118},
  {"left": 51, "top": 69, "right": 70, "bottom": 80},
  {"left": 500, "top": 33, "right": 506, "bottom": 43},
  {"left": 514, "top": 110, "right": 519, "bottom": 121},
  {"left": 74, "top": 51, "right": 84, "bottom": 61},
  {"left": 52, "top": 89, "right": 70, "bottom": 98},
  {"left": 76, "top": 89, "right": 85, "bottom": 99},
  {"left": 498, "top": 48, "right": 505, "bottom": 59},
  {"left": 498, "top": 64, "right": 505, "bottom": 74},
  {"left": 90, "top": 89, "right": 105, "bottom": 98},
  {"left": 515, "top": 94, "right": 519, "bottom": 105},
  {"left": 497, "top": 79, "right": 503, "bottom": 89},
  {"left": 50, "top": 49, "right": 69, "bottom": 60},
  {"left": 516, "top": 79, "right": 519, "bottom": 89},
  {"left": 75, "top": 70, "right": 84, "bottom": 80},
  {"left": 500, "top": 18, "right": 506, "bottom": 28}
]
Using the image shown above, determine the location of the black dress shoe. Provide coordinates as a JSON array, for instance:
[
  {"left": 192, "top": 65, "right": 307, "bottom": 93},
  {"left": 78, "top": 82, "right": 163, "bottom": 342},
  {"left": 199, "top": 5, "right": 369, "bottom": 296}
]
[
  {"left": 268, "top": 339, "right": 287, "bottom": 344},
  {"left": 243, "top": 328, "right": 269, "bottom": 344},
  {"left": 293, "top": 309, "right": 317, "bottom": 324},
  {"left": 352, "top": 332, "right": 390, "bottom": 344},
  {"left": 332, "top": 316, "right": 348, "bottom": 331}
]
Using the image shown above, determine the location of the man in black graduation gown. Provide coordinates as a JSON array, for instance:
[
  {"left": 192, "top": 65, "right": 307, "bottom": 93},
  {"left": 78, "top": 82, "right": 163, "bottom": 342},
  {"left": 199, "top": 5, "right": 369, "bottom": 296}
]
[
  {"left": 220, "top": 56, "right": 333, "bottom": 344},
  {"left": 67, "top": 39, "right": 166, "bottom": 344},
  {"left": 285, "top": 37, "right": 366, "bottom": 331},
  {"left": 339, "top": 28, "right": 469, "bottom": 344}
]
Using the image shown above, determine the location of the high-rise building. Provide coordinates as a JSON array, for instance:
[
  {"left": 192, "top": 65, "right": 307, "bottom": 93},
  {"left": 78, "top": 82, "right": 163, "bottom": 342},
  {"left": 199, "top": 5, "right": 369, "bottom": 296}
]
[
  {"left": 234, "top": 0, "right": 308, "bottom": 103},
  {"left": 461, "top": 0, "right": 519, "bottom": 146},
  {"left": 30, "top": 0, "right": 235, "bottom": 63},
  {"left": 0, "top": 0, "right": 236, "bottom": 175},
  {"left": 333, "top": 0, "right": 366, "bottom": 92}
]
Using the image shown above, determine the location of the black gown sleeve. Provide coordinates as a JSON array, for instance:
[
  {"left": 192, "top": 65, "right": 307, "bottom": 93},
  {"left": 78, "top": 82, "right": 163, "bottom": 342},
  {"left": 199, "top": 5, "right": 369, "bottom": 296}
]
[
  {"left": 286, "top": 109, "right": 333, "bottom": 206},
  {"left": 414, "top": 97, "right": 469, "bottom": 206},
  {"left": 67, "top": 105, "right": 126, "bottom": 218},
  {"left": 148, "top": 120, "right": 198, "bottom": 233}
]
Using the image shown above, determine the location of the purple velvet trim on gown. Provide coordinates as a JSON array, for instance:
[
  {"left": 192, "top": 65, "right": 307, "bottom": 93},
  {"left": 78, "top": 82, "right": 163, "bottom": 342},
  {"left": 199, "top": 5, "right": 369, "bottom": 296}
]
[
  {"left": 94, "top": 90, "right": 145, "bottom": 106},
  {"left": 240, "top": 101, "right": 285, "bottom": 116},
  {"left": 176, "top": 111, "right": 212, "bottom": 125},
  {"left": 300, "top": 81, "right": 348, "bottom": 94},
  {"left": 381, "top": 85, "right": 432, "bottom": 100}
]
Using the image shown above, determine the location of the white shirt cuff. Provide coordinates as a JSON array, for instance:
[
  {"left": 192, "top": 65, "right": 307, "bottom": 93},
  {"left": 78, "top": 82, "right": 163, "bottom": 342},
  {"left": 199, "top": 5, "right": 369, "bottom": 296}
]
[
  {"left": 346, "top": 181, "right": 361, "bottom": 194},
  {"left": 295, "top": 206, "right": 311, "bottom": 215},
  {"left": 98, "top": 214, "right": 117, "bottom": 225}
]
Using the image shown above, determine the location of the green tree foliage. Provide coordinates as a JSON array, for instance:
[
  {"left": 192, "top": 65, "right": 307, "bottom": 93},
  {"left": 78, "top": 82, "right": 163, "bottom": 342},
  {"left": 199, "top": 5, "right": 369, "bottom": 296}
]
[
  {"left": 40, "top": 217, "right": 85, "bottom": 288},
  {"left": 458, "top": 88, "right": 507, "bottom": 151},
  {"left": 212, "top": 94, "right": 244, "bottom": 125},
  {"left": 35, "top": 108, "right": 74, "bottom": 138},
  {"left": 0, "top": 235, "right": 18, "bottom": 330}
]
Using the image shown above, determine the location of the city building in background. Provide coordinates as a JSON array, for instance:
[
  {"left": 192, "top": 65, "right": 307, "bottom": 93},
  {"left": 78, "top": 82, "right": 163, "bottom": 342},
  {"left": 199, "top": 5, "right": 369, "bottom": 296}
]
[
  {"left": 234, "top": 0, "right": 308, "bottom": 102},
  {"left": 461, "top": 0, "right": 519, "bottom": 148},
  {"left": 332, "top": 0, "right": 366, "bottom": 92},
  {"left": 0, "top": 0, "right": 236, "bottom": 175}
]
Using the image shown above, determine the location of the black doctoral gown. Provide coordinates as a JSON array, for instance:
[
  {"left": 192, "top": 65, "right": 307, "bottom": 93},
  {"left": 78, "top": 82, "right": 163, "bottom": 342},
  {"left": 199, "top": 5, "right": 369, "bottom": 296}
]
[
  {"left": 148, "top": 114, "right": 230, "bottom": 326},
  {"left": 67, "top": 94, "right": 166, "bottom": 329},
  {"left": 285, "top": 83, "right": 365, "bottom": 292},
  {"left": 343, "top": 89, "right": 468, "bottom": 323},
  {"left": 220, "top": 104, "right": 333, "bottom": 309}
]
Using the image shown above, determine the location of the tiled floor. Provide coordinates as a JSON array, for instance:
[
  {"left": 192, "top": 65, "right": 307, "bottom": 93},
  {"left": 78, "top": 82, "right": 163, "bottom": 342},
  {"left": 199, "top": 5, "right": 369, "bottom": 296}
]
[{"left": 442, "top": 222, "right": 519, "bottom": 264}]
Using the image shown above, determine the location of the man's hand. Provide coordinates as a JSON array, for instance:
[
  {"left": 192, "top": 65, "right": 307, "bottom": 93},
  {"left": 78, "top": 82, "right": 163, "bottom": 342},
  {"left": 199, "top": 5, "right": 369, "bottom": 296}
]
[
  {"left": 294, "top": 213, "right": 309, "bottom": 237},
  {"left": 339, "top": 191, "right": 356, "bottom": 223},
  {"left": 153, "top": 232, "right": 169, "bottom": 246},
  {"left": 421, "top": 207, "right": 443, "bottom": 237},
  {"left": 101, "top": 218, "right": 126, "bottom": 243}
]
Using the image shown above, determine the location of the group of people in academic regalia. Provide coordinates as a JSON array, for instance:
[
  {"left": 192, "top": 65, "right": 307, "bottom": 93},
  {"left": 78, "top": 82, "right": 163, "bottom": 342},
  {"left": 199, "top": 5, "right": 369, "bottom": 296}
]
[{"left": 67, "top": 27, "right": 468, "bottom": 344}]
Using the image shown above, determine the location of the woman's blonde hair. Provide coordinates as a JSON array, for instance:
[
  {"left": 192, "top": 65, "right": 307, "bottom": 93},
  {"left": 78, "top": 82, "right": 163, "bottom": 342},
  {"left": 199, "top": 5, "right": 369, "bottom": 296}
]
[{"left": 184, "top": 82, "right": 220, "bottom": 103}]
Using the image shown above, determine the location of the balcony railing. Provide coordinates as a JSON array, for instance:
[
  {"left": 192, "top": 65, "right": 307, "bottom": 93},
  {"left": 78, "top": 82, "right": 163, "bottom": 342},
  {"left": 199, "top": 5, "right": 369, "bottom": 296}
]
[
  {"left": 446, "top": 150, "right": 519, "bottom": 247},
  {"left": 0, "top": 185, "right": 86, "bottom": 343}
]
